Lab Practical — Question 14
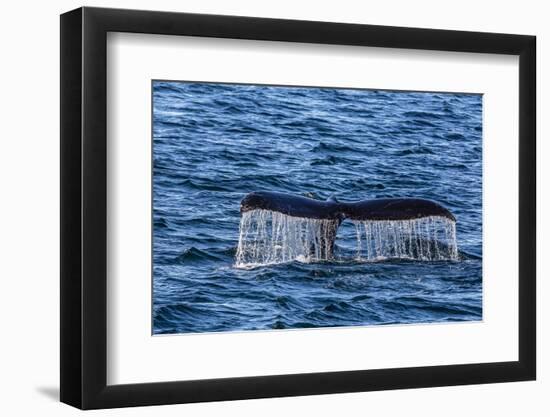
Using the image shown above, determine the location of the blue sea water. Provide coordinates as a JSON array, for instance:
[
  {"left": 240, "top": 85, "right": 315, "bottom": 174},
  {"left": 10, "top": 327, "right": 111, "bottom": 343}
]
[{"left": 152, "top": 81, "right": 482, "bottom": 335}]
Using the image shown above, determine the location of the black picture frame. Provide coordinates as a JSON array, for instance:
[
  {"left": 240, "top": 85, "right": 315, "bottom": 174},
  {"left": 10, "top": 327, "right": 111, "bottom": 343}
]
[{"left": 60, "top": 6, "right": 536, "bottom": 410}]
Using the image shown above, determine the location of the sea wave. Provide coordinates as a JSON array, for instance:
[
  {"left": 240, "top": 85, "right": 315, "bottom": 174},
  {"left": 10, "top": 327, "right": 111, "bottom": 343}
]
[{"left": 152, "top": 81, "right": 483, "bottom": 334}]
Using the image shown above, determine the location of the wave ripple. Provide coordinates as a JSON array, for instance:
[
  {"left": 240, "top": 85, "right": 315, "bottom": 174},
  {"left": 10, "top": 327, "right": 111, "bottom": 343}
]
[{"left": 153, "top": 82, "right": 483, "bottom": 334}]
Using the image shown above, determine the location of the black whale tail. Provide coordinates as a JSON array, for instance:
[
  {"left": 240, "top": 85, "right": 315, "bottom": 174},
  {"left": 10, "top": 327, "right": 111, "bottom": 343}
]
[
  {"left": 240, "top": 191, "right": 455, "bottom": 222},
  {"left": 239, "top": 191, "right": 456, "bottom": 261}
]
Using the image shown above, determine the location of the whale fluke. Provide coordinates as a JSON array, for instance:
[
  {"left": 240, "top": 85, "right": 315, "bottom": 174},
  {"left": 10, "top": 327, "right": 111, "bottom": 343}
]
[
  {"left": 240, "top": 191, "right": 344, "bottom": 220},
  {"left": 237, "top": 191, "right": 457, "bottom": 265},
  {"left": 240, "top": 191, "right": 455, "bottom": 222},
  {"left": 344, "top": 198, "right": 455, "bottom": 222}
]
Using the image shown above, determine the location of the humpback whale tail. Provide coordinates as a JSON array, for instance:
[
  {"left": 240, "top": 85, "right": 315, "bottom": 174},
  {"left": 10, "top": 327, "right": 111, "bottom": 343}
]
[
  {"left": 240, "top": 191, "right": 455, "bottom": 222},
  {"left": 236, "top": 191, "right": 458, "bottom": 267}
]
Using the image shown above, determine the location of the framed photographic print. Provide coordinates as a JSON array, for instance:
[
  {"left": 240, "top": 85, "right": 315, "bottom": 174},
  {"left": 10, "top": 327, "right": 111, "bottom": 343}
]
[{"left": 60, "top": 6, "right": 536, "bottom": 409}]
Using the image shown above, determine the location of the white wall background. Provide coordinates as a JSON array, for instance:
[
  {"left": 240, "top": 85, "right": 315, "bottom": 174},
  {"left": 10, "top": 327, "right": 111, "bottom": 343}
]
[{"left": 0, "top": 0, "right": 545, "bottom": 415}]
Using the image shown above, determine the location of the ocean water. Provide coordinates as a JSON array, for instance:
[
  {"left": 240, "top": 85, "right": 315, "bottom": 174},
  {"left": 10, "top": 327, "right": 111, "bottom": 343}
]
[{"left": 152, "top": 81, "right": 482, "bottom": 334}]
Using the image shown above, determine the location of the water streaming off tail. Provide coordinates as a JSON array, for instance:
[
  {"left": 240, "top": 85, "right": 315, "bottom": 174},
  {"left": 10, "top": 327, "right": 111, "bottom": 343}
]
[
  {"left": 236, "top": 211, "right": 459, "bottom": 267},
  {"left": 235, "top": 209, "right": 339, "bottom": 267},
  {"left": 353, "top": 216, "right": 459, "bottom": 261}
]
